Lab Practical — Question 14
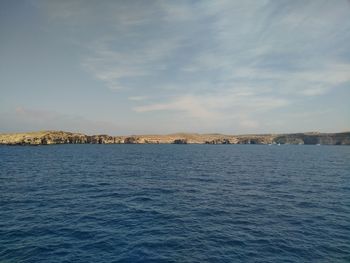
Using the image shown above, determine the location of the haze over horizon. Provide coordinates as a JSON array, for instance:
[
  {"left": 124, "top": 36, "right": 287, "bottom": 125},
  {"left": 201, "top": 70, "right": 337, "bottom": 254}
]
[{"left": 1, "top": 0, "right": 349, "bottom": 135}]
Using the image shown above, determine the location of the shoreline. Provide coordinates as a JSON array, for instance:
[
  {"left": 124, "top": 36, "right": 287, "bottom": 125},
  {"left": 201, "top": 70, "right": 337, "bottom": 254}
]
[{"left": 1, "top": 130, "right": 349, "bottom": 146}]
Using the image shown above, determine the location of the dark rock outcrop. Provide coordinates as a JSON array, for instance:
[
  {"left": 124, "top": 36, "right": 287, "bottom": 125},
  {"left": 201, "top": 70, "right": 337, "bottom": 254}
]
[
  {"left": 273, "top": 132, "right": 350, "bottom": 145},
  {"left": 124, "top": 137, "right": 139, "bottom": 144},
  {"left": 173, "top": 139, "right": 187, "bottom": 144},
  {"left": 205, "top": 138, "right": 231, "bottom": 144}
]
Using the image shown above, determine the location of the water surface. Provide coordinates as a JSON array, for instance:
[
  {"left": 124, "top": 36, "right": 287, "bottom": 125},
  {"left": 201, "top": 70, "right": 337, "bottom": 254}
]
[{"left": 1, "top": 145, "right": 349, "bottom": 262}]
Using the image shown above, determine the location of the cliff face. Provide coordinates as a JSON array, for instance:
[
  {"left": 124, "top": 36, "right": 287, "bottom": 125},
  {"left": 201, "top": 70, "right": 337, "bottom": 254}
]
[
  {"left": 0, "top": 131, "right": 88, "bottom": 145},
  {"left": 0, "top": 130, "right": 349, "bottom": 145},
  {"left": 273, "top": 132, "right": 350, "bottom": 145}
]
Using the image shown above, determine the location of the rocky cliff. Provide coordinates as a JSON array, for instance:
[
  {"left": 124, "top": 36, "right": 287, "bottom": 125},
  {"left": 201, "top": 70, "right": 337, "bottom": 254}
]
[{"left": 0, "top": 130, "right": 349, "bottom": 145}]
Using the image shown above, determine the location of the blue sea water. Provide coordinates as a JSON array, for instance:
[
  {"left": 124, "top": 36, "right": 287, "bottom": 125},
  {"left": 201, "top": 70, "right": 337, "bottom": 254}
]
[{"left": 0, "top": 144, "right": 350, "bottom": 263}]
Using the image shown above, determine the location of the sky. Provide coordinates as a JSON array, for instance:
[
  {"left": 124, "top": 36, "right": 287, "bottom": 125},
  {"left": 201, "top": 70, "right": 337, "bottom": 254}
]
[{"left": 0, "top": 0, "right": 349, "bottom": 135}]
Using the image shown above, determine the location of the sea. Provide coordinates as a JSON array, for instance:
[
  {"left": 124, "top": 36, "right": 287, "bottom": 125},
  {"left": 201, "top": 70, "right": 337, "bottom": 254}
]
[{"left": 0, "top": 144, "right": 349, "bottom": 262}]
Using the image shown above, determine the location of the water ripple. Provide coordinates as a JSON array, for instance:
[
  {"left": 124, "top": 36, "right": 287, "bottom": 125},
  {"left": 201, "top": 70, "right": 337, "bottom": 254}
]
[{"left": 0, "top": 144, "right": 349, "bottom": 262}]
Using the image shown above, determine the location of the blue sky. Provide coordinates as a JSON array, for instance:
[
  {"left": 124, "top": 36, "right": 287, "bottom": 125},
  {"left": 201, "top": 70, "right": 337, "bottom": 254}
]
[{"left": 1, "top": 0, "right": 349, "bottom": 135}]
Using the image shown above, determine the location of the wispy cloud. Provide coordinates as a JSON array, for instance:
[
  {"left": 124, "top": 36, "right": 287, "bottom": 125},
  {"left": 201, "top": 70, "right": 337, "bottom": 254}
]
[
  {"left": 82, "top": 36, "right": 184, "bottom": 90},
  {"left": 38, "top": 0, "right": 350, "bottom": 97},
  {"left": 134, "top": 92, "right": 289, "bottom": 126},
  {"left": 3, "top": 0, "right": 348, "bottom": 134},
  {"left": 128, "top": 96, "right": 148, "bottom": 101}
]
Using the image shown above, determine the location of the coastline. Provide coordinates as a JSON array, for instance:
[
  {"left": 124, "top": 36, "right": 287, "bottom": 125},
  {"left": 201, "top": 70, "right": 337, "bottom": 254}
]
[{"left": 1, "top": 130, "right": 349, "bottom": 145}]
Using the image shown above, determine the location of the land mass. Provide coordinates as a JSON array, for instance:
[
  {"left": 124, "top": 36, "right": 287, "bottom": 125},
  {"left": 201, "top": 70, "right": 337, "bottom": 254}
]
[{"left": 0, "top": 130, "right": 349, "bottom": 145}]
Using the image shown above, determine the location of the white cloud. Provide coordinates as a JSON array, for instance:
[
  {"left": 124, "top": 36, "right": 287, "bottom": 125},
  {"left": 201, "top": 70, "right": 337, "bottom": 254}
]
[
  {"left": 38, "top": 0, "right": 350, "bottom": 98},
  {"left": 82, "top": 36, "right": 184, "bottom": 90},
  {"left": 128, "top": 96, "right": 148, "bottom": 101},
  {"left": 134, "top": 95, "right": 218, "bottom": 119},
  {"left": 22, "top": 0, "right": 350, "bottom": 133},
  {"left": 134, "top": 92, "right": 289, "bottom": 125}
]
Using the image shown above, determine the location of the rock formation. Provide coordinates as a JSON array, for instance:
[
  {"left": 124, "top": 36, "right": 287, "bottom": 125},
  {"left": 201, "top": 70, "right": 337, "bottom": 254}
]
[
  {"left": 173, "top": 139, "right": 188, "bottom": 144},
  {"left": 0, "top": 130, "right": 349, "bottom": 145}
]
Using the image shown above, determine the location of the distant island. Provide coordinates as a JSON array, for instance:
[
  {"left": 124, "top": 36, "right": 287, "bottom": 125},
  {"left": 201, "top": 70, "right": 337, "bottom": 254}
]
[{"left": 0, "top": 130, "right": 349, "bottom": 145}]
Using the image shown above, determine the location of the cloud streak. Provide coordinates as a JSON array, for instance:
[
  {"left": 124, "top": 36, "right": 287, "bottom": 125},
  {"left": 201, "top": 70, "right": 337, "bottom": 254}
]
[
  {"left": 1, "top": 0, "right": 349, "bottom": 134},
  {"left": 134, "top": 92, "right": 289, "bottom": 129}
]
